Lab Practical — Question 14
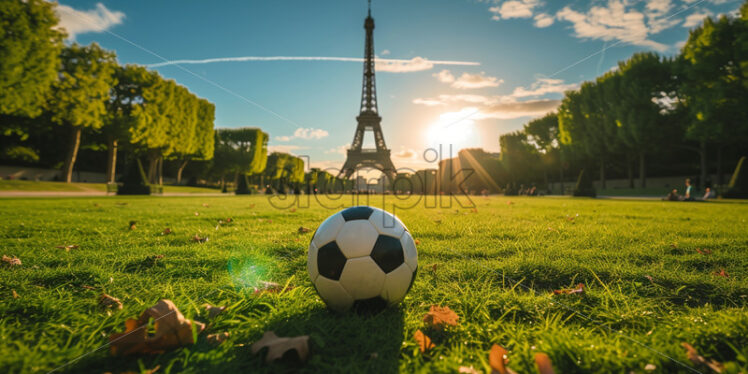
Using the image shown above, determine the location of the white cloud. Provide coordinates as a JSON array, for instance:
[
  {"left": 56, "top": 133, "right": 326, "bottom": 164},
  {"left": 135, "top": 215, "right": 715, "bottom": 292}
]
[
  {"left": 275, "top": 127, "right": 329, "bottom": 142},
  {"left": 380, "top": 49, "right": 391, "bottom": 56},
  {"left": 534, "top": 13, "right": 555, "bottom": 28},
  {"left": 413, "top": 93, "right": 560, "bottom": 120},
  {"left": 393, "top": 148, "right": 418, "bottom": 160},
  {"left": 55, "top": 3, "right": 125, "bottom": 40},
  {"left": 511, "top": 78, "right": 578, "bottom": 98},
  {"left": 556, "top": 1, "right": 669, "bottom": 52},
  {"left": 683, "top": 11, "right": 712, "bottom": 27},
  {"left": 325, "top": 145, "right": 349, "bottom": 155},
  {"left": 433, "top": 70, "right": 503, "bottom": 89},
  {"left": 267, "top": 145, "right": 308, "bottom": 155},
  {"left": 412, "top": 98, "right": 446, "bottom": 106},
  {"left": 490, "top": 0, "right": 540, "bottom": 20},
  {"left": 433, "top": 70, "right": 455, "bottom": 83}
]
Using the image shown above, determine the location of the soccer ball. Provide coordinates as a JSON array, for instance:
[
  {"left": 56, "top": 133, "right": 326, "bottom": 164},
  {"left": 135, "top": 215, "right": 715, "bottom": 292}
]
[{"left": 308, "top": 206, "right": 418, "bottom": 312}]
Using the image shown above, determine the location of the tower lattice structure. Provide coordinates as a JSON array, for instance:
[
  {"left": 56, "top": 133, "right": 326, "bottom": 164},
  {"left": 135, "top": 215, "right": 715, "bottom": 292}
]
[{"left": 339, "top": 3, "right": 397, "bottom": 182}]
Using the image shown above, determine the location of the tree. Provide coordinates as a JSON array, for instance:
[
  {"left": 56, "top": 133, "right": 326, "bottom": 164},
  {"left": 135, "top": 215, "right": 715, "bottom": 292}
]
[
  {"left": 499, "top": 131, "right": 539, "bottom": 187},
  {"left": 0, "top": 0, "right": 63, "bottom": 117},
  {"left": 212, "top": 128, "right": 268, "bottom": 187},
  {"left": 524, "top": 112, "right": 561, "bottom": 192},
  {"left": 264, "top": 152, "right": 304, "bottom": 193},
  {"left": 48, "top": 43, "right": 116, "bottom": 183},
  {"left": 174, "top": 98, "right": 215, "bottom": 184},
  {"left": 615, "top": 52, "right": 678, "bottom": 187},
  {"left": 679, "top": 13, "right": 748, "bottom": 186},
  {"left": 573, "top": 169, "right": 596, "bottom": 197}
]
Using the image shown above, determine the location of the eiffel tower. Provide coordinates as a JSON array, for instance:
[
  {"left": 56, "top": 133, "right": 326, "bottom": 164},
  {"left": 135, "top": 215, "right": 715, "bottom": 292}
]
[{"left": 339, "top": 0, "right": 396, "bottom": 182}]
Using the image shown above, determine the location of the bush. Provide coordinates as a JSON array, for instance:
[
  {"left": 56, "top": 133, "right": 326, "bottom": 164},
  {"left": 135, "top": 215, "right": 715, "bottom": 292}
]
[
  {"left": 117, "top": 158, "right": 150, "bottom": 195},
  {"left": 573, "top": 169, "right": 596, "bottom": 197},
  {"left": 724, "top": 156, "right": 748, "bottom": 199}
]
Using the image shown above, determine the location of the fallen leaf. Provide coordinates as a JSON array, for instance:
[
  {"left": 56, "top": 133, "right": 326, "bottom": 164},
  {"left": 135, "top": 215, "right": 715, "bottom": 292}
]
[
  {"left": 547, "top": 226, "right": 559, "bottom": 232},
  {"left": 458, "top": 366, "right": 481, "bottom": 374},
  {"left": 714, "top": 269, "right": 729, "bottom": 278},
  {"left": 696, "top": 248, "right": 712, "bottom": 255},
  {"left": 249, "top": 203, "right": 256, "bottom": 208},
  {"left": 162, "top": 228, "right": 172, "bottom": 235},
  {"left": 429, "top": 263, "right": 438, "bottom": 273},
  {"left": 194, "top": 212, "right": 200, "bottom": 216},
  {"left": 506, "top": 201, "right": 514, "bottom": 205},
  {"left": 129, "top": 221, "right": 137, "bottom": 230},
  {"left": 251, "top": 331, "right": 310, "bottom": 363},
  {"left": 12, "top": 290, "right": 19, "bottom": 299},
  {"left": 644, "top": 275, "right": 655, "bottom": 284},
  {"left": 682, "top": 342, "right": 725, "bottom": 373},
  {"left": 109, "top": 299, "right": 205, "bottom": 356},
  {"left": 415, "top": 239, "right": 421, "bottom": 245},
  {"left": 535, "top": 353, "right": 555, "bottom": 374},
  {"left": 413, "top": 330, "right": 435, "bottom": 353},
  {"left": 489, "top": 344, "right": 517, "bottom": 374},
  {"left": 644, "top": 363, "right": 656, "bottom": 371},
  {"left": 55, "top": 244, "right": 80, "bottom": 252},
  {"left": 553, "top": 283, "right": 585, "bottom": 295},
  {"left": 423, "top": 305, "right": 459, "bottom": 329},
  {"left": 225, "top": 217, "right": 233, "bottom": 223},
  {"left": 298, "top": 226, "right": 311, "bottom": 234},
  {"left": 2, "top": 255, "right": 21, "bottom": 267},
  {"left": 290, "top": 208, "right": 297, "bottom": 213},
  {"left": 99, "top": 293, "right": 123, "bottom": 310},
  {"left": 192, "top": 234, "right": 209, "bottom": 243},
  {"left": 471, "top": 208, "right": 478, "bottom": 213},
  {"left": 202, "top": 203, "right": 210, "bottom": 208},
  {"left": 203, "top": 303, "right": 226, "bottom": 319},
  {"left": 434, "top": 219, "right": 442, "bottom": 224},
  {"left": 82, "top": 285, "right": 97, "bottom": 290},
  {"left": 206, "top": 332, "right": 229, "bottom": 345}
]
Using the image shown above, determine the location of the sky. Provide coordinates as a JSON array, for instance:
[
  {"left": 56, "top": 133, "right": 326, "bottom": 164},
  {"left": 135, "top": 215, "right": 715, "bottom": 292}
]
[{"left": 56, "top": 0, "right": 742, "bottom": 173}]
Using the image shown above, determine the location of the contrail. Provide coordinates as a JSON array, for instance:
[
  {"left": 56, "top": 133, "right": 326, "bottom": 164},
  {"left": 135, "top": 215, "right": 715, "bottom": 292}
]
[{"left": 146, "top": 56, "right": 480, "bottom": 69}]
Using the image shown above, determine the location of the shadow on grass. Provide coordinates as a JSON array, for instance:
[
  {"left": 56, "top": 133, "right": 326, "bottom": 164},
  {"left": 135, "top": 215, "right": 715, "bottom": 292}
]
[{"left": 64, "top": 306, "right": 405, "bottom": 374}]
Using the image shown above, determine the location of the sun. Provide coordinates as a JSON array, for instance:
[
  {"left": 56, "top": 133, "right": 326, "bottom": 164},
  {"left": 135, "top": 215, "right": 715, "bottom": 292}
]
[{"left": 425, "top": 108, "right": 478, "bottom": 151}]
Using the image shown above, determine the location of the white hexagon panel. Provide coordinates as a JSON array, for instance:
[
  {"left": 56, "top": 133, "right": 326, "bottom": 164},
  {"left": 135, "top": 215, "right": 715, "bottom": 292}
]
[
  {"left": 313, "top": 276, "right": 354, "bottom": 312},
  {"left": 335, "top": 220, "right": 379, "bottom": 259},
  {"left": 339, "top": 257, "right": 386, "bottom": 299}
]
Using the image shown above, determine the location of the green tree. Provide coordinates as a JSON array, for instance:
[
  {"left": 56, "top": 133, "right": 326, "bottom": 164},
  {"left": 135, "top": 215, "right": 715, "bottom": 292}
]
[
  {"left": 175, "top": 98, "right": 215, "bottom": 184},
  {"left": 0, "top": 0, "right": 63, "bottom": 117},
  {"left": 615, "top": 52, "right": 678, "bottom": 187},
  {"left": 524, "top": 112, "right": 563, "bottom": 192},
  {"left": 679, "top": 13, "right": 748, "bottom": 185},
  {"left": 211, "top": 128, "right": 268, "bottom": 189},
  {"left": 264, "top": 152, "right": 304, "bottom": 193},
  {"left": 48, "top": 43, "right": 116, "bottom": 183}
]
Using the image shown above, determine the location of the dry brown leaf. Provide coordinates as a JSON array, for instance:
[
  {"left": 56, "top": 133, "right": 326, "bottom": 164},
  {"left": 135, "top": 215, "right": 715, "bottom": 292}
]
[
  {"left": 251, "top": 331, "right": 310, "bottom": 363},
  {"left": 129, "top": 221, "right": 137, "bottom": 230},
  {"left": 458, "top": 366, "right": 481, "bottom": 374},
  {"left": 506, "top": 201, "right": 514, "bottom": 205},
  {"left": 109, "top": 299, "right": 205, "bottom": 356},
  {"left": 535, "top": 353, "right": 556, "bottom": 374},
  {"left": 290, "top": 208, "right": 297, "bottom": 213},
  {"left": 413, "top": 330, "right": 435, "bottom": 353},
  {"left": 429, "top": 263, "right": 438, "bottom": 273},
  {"left": 696, "top": 248, "right": 712, "bottom": 255},
  {"left": 2, "top": 255, "right": 21, "bottom": 267},
  {"left": 192, "top": 234, "right": 209, "bottom": 243},
  {"left": 162, "top": 228, "right": 172, "bottom": 235},
  {"left": 644, "top": 275, "right": 655, "bottom": 284},
  {"left": 682, "top": 342, "right": 725, "bottom": 373},
  {"left": 249, "top": 203, "right": 256, "bottom": 208},
  {"left": 82, "top": 285, "right": 97, "bottom": 290},
  {"left": 298, "top": 226, "right": 311, "bottom": 234},
  {"left": 194, "top": 212, "right": 200, "bottom": 216},
  {"left": 206, "top": 332, "right": 230, "bottom": 345},
  {"left": 471, "top": 208, "right": 478, "bottom": 213},
  {"left": 714, "top": 269, "right": 729, "bottom": 278},
  {"left": 12, "top": 289, "right": 19, "bottom": 299},
  {"left": 415, "top": 239, "right": 421, "bottom": 245},
  {"left": 203, "top": 303, "right": 226, "bottom": 319},
  {"left": 553, "top": 283, "right": 585, "bottom": 295},
  {"left": 489, "top": 344, "right": 514, "bottom": 374},
  {"left": 423, "top": 305, "right": 459, "bottom": 329},
  {"left": 202, "top": 203, "right": 210, "bottom": 208},
  {"left": 99, "top": 293, "right": 123, "bottom": 310},
  {"left": 55, "top": 244, "right": 80, "bottom": 252}
]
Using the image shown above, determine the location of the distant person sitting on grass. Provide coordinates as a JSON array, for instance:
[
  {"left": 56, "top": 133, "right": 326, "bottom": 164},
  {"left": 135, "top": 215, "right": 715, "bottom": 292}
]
[
  {"left": 683, "top": 178, "right": 695, "bottom": 201},
  {"left": 702, "top": 187, "right": 715, "bottom": 200},
  {"left": 664, "top": 189, "right": 679, "bottom": 201}
]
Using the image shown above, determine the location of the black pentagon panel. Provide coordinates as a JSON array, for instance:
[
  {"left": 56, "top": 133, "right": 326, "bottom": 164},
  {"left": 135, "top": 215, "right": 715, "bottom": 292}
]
[
  {"left": 371, "top": 235, "right": 404, "bottom": 273},
  {"left": 341, "top": 206, "right": 374, "bottom": 221},
  {"left": 406, "top": 266, "right": 417, "bottom": 294},
  {"left": 352, "top": 296, "right": 388, "bottom": 315},
  {"left": 317, "top": 241, "right": 347, "bottom": 280}
]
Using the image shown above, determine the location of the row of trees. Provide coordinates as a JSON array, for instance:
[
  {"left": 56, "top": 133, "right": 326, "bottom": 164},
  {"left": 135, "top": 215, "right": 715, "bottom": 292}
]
[
  {"left": 1, "top": 0, "right": 216, "bottom": 184},
  {"left": 497, "top": 3, "right": 748, "bottom": 192}
]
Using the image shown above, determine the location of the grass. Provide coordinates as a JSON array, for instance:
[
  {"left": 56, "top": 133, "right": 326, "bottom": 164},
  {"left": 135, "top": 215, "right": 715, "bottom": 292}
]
[
  {"left": 1, "top": 195, "right": 747, "bottom": 373},
  {"left": 0, "top": 180, "right": 221, "bottom": 194}
]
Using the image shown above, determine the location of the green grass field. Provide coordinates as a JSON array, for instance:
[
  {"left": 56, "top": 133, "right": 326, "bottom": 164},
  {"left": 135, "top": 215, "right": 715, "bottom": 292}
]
[{"left": 1, "top": 196, "right": 747, "bottom": 373}]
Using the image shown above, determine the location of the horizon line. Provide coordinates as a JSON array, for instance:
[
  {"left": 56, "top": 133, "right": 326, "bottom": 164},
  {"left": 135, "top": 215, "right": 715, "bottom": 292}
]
[{"left": 145, "top": 56, "right": 481, "bottom": 68}]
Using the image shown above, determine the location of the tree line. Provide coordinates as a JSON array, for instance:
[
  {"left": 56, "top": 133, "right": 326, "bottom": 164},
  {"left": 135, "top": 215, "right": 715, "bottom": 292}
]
[{"left": 494, "top": 2, "right": 748, "bottom": 193}]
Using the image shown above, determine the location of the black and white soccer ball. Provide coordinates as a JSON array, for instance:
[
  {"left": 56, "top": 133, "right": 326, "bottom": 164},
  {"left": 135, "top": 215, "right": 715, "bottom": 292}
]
[{"left": 308, "top": 206, "right": 418, "bottom": 312}]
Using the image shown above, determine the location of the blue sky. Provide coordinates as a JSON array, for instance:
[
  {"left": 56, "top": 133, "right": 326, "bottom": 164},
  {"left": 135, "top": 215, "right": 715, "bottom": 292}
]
[{"left": 57, "top": 0, "right": 742, "bottom": 172}]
